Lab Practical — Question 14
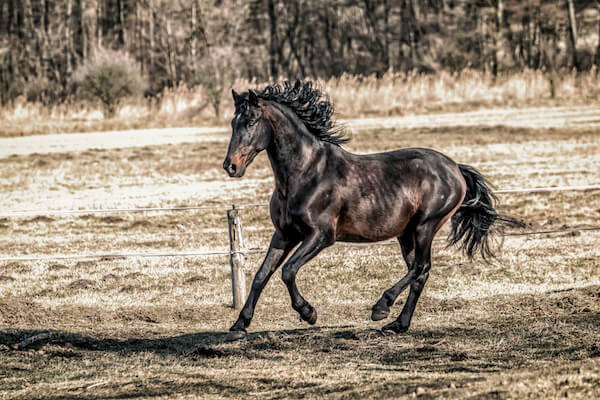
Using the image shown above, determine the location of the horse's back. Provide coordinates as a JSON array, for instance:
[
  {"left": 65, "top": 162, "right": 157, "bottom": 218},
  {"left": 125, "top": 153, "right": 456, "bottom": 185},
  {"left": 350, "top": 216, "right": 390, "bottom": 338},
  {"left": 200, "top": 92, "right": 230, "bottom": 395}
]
[
  {"left": 345, "top": 147, "right": 463, "bottom": 192},
  {"left": 357, "top": 147, "right": 458, "bottom": 168}
]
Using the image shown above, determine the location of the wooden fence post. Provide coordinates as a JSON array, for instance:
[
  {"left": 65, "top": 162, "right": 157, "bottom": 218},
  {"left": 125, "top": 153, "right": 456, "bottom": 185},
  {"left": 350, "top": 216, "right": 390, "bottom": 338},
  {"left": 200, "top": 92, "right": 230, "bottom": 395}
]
[{"left": 227, "top": 205, "right": 246, "bottom": 310}]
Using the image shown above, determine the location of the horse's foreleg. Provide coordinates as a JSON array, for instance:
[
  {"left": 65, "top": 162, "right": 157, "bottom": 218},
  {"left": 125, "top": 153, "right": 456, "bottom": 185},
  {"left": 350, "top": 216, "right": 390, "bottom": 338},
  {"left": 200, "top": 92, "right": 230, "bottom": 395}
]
[
  {"left": 281, "top": 231, "right": 333, "bottom": 325},
  {"left": 226, "top": 233, "right": 297, "bottom": 341}
]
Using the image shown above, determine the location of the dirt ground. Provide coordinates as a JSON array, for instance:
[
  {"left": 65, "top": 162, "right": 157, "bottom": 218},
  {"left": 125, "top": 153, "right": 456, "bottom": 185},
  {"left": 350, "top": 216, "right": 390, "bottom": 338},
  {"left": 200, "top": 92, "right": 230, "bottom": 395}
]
[{"left": 0, "top": 112, "right": 599, "bottom": 399}]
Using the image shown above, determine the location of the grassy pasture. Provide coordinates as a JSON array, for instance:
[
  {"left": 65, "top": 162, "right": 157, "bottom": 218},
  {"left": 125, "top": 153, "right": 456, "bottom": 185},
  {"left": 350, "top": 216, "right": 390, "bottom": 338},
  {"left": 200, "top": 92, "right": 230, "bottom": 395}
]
[{"left": 0, "top": 123, "right": 599, "bottom": 399}]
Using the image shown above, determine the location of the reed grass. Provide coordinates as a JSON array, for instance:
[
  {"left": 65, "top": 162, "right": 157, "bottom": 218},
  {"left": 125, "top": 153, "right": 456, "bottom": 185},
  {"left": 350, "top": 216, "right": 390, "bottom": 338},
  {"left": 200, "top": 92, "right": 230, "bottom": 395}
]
[{"left": 2, "top": 68, "right": 599, "bottom": 137}]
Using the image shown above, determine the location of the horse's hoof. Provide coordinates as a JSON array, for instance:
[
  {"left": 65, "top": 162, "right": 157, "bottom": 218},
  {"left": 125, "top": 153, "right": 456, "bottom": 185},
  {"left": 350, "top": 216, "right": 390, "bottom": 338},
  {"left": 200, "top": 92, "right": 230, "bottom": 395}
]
[
  {"left": 225, "top": 329, "right": 247, "bottom": 342},
  {"left": 301, "top": 307, "right": 317, "bottom": 325},
  {"left": 298, "top": 304, "right": 318, "bottom": 325},
  {"left": 381, "top": 321, "right": 408, "bottom": 334},
  {"left": 371, "top": 309, "right": 389, "bottom": 321},
  {"left": 307, "top": 308, "right": 318, "bottom": 325}
]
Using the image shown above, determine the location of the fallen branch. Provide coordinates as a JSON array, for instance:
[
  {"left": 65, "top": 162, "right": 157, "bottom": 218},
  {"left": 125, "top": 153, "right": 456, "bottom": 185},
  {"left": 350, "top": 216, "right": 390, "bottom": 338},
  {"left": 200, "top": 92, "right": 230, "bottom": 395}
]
[{"left": 13, "top": 330, "right": 54, "bottom": 350}]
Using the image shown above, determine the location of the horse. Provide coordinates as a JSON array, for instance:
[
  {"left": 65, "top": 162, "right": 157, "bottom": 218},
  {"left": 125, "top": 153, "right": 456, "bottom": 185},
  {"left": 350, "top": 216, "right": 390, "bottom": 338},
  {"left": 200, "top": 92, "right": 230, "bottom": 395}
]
[{"left": 222, "top": 80, "right": 521, "bottom": 342}]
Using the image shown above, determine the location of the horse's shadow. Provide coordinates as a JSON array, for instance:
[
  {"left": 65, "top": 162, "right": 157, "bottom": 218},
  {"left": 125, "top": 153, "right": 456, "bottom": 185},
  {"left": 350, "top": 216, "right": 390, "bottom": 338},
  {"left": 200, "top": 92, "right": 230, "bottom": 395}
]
[
  {"left": 2, "top": 312, "right": 599, "bottom": 369},
  {"left": 0, "top": 325, "right": 352, "bottom": 355}
]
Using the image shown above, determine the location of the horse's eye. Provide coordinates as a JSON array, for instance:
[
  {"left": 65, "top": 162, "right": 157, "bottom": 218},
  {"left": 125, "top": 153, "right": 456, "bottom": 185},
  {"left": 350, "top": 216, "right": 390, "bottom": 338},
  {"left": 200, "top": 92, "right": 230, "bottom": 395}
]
[{"left": 247, "top": 117, "right": 259, "bottom": 127}]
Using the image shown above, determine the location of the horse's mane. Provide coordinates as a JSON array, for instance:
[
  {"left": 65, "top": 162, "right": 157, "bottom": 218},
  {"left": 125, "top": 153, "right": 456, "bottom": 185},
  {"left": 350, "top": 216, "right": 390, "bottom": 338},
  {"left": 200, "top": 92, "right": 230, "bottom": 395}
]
[{"left": 258, "top": 80, "right": 349, "bottom": 145}]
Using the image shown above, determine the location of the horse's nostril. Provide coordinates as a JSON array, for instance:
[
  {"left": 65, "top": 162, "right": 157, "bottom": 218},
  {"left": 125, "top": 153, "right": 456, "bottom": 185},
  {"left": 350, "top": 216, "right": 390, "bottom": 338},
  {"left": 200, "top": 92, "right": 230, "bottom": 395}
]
[{"left": 223, "top": 158, "right": 238, "bottom": 176}]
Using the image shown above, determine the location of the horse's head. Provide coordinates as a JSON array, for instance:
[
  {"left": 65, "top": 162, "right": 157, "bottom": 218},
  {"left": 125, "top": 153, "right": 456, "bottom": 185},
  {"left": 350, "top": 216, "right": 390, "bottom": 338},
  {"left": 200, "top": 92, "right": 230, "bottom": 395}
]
[{"left": 223, "top": 89, "right": 271, "bottom": 178}]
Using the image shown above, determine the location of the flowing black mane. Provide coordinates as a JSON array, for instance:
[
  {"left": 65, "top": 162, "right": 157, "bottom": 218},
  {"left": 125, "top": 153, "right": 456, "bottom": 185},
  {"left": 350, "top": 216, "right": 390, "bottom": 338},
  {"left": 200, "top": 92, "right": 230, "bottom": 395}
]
[{"left": 258, "top": 80, "right": 349, "bottom": 145}]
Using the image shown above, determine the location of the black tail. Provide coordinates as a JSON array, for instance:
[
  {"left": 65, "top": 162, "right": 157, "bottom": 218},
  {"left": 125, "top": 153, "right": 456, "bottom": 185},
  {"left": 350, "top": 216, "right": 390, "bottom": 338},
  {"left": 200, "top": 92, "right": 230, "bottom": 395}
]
[{"left": 448, "top": 164, "right": 524, "bottom": 260}]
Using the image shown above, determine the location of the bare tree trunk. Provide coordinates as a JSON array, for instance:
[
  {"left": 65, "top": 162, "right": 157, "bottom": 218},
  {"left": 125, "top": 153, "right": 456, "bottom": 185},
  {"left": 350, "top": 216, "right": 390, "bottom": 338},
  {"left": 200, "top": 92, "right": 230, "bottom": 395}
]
[
  {"left": 397, "top": 0, "right": 407, "bottom": 70},
  {"left": 527, "top": 15, "right": 533, "bottom": 67},
  {"left": 492, "top": 0, "right": 504, "bottom": 76},
  {"left": 39, "top": 0, "right": 49, "bottom": 81},
  {"left": 43, "top": 0, "right": 50, "bottom": 33},
  {"left": 79, "top": 0, "right": 88, "bottom": 61},
  {"left": 165, "top": 17, "right": 177, "bottom": 87},
  {"left": 97, "top": 0, "right": 102, "bottom": 49},
  {"left": 362, "top": 0, "right": 388, "bottom": 74},
  {"left": 408, "top": 0, "right": 422, "bottom": 68},
  {"left": 323, "top": 8, "right": 336, "bottom": 75},
  {"left": 191, "top": 0, "right": 198, "bottom": 83},
  {"left": 149, "top": 0, "right": 155, "bottom": 73},
  {"left": 65, "top": 0, "right": 73, "bottom": 76},
  {"left": 136, "top": 1, "right": 143, "bottom": 72},
  {"left": 533, "top": 5, "right": 541, "bottom": 69},
  {"left": 267, "top": 0, "right": 279, "bottom": 78},
  {"left": 0, "top": 2, "right": 4, "bottom": 36},
  {"left": 22, "top": 0, "right": 37, "bottom": 75},
  {"left": 567, "top": 0, "right": 579, "bottom": 69},
  {"left": 383, "top": 0, "right": 392, "bottom": 71},
  {"left": 117, "top": 0, "right": 126, "bottom": 46},
  {"left": 596, "top": 1, "right": 600, "bottom": 66},
  {"left": 286, "top": 1, "right": 305, "bottom": 76}
]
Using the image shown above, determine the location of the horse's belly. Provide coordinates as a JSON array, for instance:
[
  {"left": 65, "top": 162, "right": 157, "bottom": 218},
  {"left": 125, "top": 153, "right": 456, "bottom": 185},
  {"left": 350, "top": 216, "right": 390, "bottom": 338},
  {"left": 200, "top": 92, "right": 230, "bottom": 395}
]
[
  {"left": 336, "top": 232, "right": 394, "bottom": 243},
  {"left": 336, "top": 207, "right": 412, "bottom": 243}
]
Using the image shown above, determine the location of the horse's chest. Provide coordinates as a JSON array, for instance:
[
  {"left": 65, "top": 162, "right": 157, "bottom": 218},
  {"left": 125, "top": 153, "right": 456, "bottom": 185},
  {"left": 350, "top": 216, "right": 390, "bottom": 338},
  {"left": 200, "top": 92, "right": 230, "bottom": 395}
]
[
  {"left": 274, "top": 193, "right": 327, "bottom": 237},
  {"left": 270, "top": 194, "right": 308, "bottom": 234},
  {"left": 275, "top": 206, "right": 311, "bottom": 235}
]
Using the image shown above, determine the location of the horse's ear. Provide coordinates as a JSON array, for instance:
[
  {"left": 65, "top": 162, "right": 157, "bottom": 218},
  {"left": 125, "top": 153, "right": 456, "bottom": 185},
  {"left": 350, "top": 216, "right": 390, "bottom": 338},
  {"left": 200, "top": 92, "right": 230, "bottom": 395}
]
[
  {"left": 248, "top": 89, "right": 259, "bottom": 107},
  {"left": 232, "top": 89, "right": 242, "bottom": 105}
]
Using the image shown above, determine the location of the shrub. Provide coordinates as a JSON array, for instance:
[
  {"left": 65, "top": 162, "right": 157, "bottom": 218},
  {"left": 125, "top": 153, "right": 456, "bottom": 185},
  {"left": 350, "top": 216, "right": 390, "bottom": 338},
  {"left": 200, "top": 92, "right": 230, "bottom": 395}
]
[{"left": 72, "top": 48, "right": 147, "bottom": 117}]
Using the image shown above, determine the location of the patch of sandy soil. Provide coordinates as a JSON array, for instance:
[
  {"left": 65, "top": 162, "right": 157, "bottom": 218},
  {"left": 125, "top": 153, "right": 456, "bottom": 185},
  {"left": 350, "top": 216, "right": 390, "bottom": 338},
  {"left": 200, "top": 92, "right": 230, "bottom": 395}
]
[
  {"left": 344, "top": 105, "right": 600, "bottom": 130},
  {"left": 1, "top": 178, "right": 271, "bottom": 212},
  {"left": 0, "top": 126, "right": 228, "bottom": 158}
]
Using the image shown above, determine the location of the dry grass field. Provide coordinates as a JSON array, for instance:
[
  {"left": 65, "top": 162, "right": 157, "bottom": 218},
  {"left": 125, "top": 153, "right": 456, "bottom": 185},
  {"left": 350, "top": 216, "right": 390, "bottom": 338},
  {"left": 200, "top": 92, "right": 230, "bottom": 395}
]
[
  {"left": 1, "top": 119, "right": 599, "bottom": 398},
  {"left": 2, "top": 69, "right": 600, "bottom": 138}
]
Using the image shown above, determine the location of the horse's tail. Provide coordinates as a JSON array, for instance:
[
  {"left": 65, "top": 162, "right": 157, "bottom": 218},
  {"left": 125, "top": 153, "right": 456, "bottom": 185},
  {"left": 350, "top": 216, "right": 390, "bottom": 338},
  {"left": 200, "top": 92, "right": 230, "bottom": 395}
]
[{"left": 448, "top": 164, "right": 524, "bottom": 260}]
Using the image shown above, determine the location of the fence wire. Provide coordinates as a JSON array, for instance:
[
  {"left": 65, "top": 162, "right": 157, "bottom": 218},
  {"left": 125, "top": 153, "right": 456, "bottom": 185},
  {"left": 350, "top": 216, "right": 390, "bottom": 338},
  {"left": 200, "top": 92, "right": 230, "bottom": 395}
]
[
  {"left": 2, "top": 226, "right": 599, "bottom": 263},
  {"left": 1, "top": 184, "right": 599, "bottom": 262}
]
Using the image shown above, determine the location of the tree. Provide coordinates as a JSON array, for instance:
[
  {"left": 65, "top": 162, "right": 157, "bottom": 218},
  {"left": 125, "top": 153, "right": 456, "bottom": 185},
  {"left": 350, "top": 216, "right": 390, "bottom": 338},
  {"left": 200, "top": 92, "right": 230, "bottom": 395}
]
[
  {"left": 596, "top": 0, "right": 600, "bottom": 66},
  {"left": 567, "top": 0, "right": 579, "bottom": 69}
]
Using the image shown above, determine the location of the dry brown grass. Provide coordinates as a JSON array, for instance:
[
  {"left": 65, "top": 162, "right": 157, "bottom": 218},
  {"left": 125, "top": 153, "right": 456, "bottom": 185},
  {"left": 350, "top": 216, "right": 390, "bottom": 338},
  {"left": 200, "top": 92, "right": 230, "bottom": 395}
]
[
  {"left": 0, "top": 124, "right": 599, "bottom": 399},
  {"left": 2, "top": 69, "right": 600, "bottom": 137}
]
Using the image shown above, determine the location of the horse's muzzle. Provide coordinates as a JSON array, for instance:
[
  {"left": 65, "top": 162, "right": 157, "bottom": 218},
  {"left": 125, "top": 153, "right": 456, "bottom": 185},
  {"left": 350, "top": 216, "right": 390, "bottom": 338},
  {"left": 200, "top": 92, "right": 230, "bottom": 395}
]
[{"left": 223, "top": 157, "right": 244, "bottom": 178}]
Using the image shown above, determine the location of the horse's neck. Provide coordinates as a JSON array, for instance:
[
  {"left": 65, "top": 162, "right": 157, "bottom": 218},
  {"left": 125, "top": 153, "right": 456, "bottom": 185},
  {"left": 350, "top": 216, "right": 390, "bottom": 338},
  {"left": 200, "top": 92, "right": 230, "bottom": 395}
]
[{"left": 265, "top": 107, "right": 324, "bottom": 193}]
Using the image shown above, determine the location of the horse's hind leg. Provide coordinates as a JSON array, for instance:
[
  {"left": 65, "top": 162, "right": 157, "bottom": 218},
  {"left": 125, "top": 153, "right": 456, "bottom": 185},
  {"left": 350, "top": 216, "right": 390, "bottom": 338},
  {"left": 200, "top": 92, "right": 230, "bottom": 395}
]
[
  {"left": 381, "top": 224, "right": 434, "bottom": 333},
  {"left": 371, "top": 231, "right": 416, "bottom": 321},
  {"left": 381, "top": 271, "right": 430, "bottom": 333}
]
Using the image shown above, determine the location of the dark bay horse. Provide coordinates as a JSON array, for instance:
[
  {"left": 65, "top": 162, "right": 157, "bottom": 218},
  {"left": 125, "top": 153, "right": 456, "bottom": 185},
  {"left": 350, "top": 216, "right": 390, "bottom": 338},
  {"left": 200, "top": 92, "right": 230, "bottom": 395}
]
[{"left": 222, "top": 80, "right": 520, "bottom": 341}]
